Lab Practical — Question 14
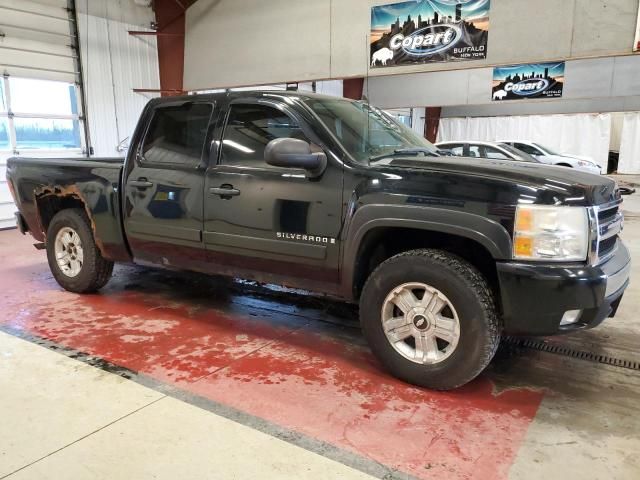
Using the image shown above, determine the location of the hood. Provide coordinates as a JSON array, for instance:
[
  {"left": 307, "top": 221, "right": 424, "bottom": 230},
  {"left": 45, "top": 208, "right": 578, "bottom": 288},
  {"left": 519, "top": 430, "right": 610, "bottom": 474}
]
[
  {"left": 373, "top": 155, "right": 618, "bottom": 206},
  {"left": 559, "top": 153, "right": 595, "bottom": 163}
]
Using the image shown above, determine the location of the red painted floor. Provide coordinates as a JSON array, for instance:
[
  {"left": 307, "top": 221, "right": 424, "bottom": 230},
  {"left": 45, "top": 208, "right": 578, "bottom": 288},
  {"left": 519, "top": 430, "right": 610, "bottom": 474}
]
[{"left": 0, "top": 230, "right": 544, "bottom": 479}]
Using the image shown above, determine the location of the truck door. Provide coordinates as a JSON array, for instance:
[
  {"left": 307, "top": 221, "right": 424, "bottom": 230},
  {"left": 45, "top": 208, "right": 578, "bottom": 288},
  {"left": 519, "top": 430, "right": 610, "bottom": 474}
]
[
  {"left": 203, "top": 99, "right": 343, "bottom": 291},
  {"left": 123, "top": 101, "right": 214, "bottom": 270}
]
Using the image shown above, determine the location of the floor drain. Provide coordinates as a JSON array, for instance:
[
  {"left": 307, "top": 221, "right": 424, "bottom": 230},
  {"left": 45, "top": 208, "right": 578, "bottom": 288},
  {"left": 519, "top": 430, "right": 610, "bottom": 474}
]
[{"left": 502, "top": 336, "right": 640, "bottom": 371}]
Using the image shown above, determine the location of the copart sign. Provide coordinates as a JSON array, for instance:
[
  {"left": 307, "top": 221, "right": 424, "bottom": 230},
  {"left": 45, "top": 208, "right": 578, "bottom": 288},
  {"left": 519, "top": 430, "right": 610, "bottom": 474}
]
[
  {"left": 492, "top": 62, "right": 565, "bottom": 101},
  {"left": 370, "top": 0, "right": 490, "bottom": 68}
]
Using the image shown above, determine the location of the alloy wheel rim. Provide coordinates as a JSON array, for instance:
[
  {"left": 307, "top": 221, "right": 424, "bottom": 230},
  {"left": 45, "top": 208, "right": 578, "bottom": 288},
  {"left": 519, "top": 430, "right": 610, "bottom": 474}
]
[
  {"left": 54, "top": 227, "right": 84, "bottom": 277},
  {"left": 381, "top": 282, "right": 461, "bottom": 365}
]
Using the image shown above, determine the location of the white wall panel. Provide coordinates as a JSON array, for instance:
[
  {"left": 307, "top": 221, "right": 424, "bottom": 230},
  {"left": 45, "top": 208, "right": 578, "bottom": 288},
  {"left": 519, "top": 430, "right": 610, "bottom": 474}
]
[
  {"left": 77, "top": 10, "right": 159, "bottom": 157},
  {"left": 618, "top": 112, "right": 640, "bottom": 174},
  {"left": 611, "top": 55, "right": 640, "bottom": 97},
  {"left": 368, "top": 55, "right": 640, "bottom": 116},
  {"left": 315, "top": 80, "right": 343, "bottom": 97},
  {"left": 571, "top": 0, "right": 639, "bottom": 57},
  {"left": 185, "top": 0, "right": 640, "bottom": 88},
  {"left": 77, "top": 13, "right": 118, "bottom": 157},
  {"left": 411, "top": 108, "right": 425, "bottom": 136},
  {"left": 107, "top": 18, "right": 161, "bottom": 151},
  {"left": 185, "top": 0, "right": 331, "bottom": 91},
  {"left": 488, "top": 0, "right": 574, "bottom": 64},
  {"left": 365, "top": 69, "right": 472, "bottom": 108}
]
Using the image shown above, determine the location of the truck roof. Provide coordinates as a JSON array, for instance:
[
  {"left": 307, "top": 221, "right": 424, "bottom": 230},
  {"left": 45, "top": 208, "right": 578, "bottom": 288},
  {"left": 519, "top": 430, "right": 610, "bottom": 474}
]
[{"left": 147, "top": 89, "right": 349, "bottom": 106}]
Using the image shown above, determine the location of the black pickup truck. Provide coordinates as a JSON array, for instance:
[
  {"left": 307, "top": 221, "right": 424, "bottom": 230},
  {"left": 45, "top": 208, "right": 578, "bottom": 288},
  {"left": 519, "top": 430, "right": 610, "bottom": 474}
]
[{"left": 7, "top": 91, "right": 631, "bottom": 390}]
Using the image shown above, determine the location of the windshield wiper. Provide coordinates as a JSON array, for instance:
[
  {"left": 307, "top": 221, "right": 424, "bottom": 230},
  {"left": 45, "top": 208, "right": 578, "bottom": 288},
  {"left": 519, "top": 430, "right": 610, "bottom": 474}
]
[{"left": 369, "top": 148, "right": 440, "bottom": 163}]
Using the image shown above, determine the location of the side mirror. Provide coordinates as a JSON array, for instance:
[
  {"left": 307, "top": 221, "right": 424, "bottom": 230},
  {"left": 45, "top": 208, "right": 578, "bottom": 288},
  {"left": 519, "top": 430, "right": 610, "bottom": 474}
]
[{"left": 264, "top": 138, "right": 327, "bottom": 178}]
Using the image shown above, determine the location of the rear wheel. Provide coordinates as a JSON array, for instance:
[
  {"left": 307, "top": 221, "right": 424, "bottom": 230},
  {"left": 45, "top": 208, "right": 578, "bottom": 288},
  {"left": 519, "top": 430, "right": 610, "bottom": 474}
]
[
  {"left": 46, "top": 208, "right": 114, "bottom": 293},
  {"left": 359, "top": 249, "right": 500, "bottom": 390}
]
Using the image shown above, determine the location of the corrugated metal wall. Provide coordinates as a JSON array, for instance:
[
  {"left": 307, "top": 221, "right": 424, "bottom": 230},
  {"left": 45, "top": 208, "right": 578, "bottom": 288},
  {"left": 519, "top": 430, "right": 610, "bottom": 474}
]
[{"left": 77, "top": 2, "right": 160, "bottom": 157}]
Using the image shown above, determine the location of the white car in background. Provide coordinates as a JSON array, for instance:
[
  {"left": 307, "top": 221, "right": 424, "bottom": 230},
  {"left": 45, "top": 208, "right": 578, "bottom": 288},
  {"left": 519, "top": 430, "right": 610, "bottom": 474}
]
[
  {"left": 500, "top": 141, "right": 602, "bottom": 175},
  {"left": 435, "top": 141, "right": 542, "bottom": 164}
]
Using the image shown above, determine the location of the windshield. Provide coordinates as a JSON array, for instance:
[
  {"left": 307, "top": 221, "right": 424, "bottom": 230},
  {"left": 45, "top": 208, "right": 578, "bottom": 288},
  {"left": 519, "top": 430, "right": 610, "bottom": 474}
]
[
  {"left": 532, "top": 143, "right": 561, "bottom": 156},
  {"left": 303, "top": 98, "right": 438, "bottom": 164}
]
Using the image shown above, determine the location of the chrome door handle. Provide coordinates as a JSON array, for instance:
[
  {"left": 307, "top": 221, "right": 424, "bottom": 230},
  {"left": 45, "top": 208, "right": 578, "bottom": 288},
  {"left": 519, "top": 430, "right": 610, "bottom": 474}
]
[
  {"left": 209, "top": 186, "right": 240, "bottom": 198},
  {"left": 129, "top": 179, "right": 154, "bottom": 188}
]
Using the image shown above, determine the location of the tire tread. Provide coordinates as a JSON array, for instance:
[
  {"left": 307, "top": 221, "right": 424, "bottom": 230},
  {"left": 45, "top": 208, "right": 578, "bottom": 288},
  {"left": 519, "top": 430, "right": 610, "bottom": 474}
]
[
  {"left": 361, "top": 248, "right": 501, "bottom": 390},
  {"left": 46, "top": 208, "right": 114, "bottom": 293}
]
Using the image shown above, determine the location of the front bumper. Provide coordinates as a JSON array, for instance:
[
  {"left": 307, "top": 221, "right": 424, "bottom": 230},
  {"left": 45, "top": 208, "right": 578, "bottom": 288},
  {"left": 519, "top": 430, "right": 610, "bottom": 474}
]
[
  {"left": 497, "top": 240, "right": 631, "bottom": 335},
  {"left": 577, "top": 164, "right": 603, "bottom": 175}
]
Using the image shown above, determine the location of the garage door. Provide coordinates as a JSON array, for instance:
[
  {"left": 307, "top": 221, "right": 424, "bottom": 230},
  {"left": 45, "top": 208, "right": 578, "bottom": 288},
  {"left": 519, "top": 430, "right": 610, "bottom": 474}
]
[{"left": 0, "top": 0, "right": 83, "bottom": 228}]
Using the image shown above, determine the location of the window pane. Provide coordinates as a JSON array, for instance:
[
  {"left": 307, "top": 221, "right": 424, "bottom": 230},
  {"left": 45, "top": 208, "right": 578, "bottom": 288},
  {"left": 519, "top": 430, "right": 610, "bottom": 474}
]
[
  {"left": 468, "top": 145, "right": 481, "bottom": 157},
  {"left": 514, "top": 143, "right": 539, "bottom": 155},
  {"left": 221, "top": 104, "right": 309, "bottom": 167},
  {"left": 306, "top": 99, "right": 436, "bottom": 164},
  {"left": 15, "top": 118, "right": 81, "bottom": 149},
  {"left": 0, "top": 118, "right": 9, "bottom": 150},
  {"left": 484, "top": 147, "right": 510, "bottom": 160},
  {"left": 9, "top": 78, "right": 77, "bottom": 115},
  {"left": 142, "top": 103, "right": 212, "bottom": 166}
]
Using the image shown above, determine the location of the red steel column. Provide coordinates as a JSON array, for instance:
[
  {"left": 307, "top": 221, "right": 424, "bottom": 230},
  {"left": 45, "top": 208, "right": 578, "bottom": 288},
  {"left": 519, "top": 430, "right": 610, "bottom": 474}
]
[
  {"left": 343, "top": 78, "right": 364, "bottom": 100},
  {"left": 424, "top": 107, "right": 441, "bottom": 143},
  {"left": 154, "top": 0, "right": 187, "bottom": 96}
]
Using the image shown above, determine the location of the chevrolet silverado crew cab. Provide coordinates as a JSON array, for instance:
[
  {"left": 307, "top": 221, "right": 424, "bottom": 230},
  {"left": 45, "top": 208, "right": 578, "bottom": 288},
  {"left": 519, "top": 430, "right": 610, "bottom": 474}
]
[{"left": 7, "top": 91, "right": 631, "bottom": 390}]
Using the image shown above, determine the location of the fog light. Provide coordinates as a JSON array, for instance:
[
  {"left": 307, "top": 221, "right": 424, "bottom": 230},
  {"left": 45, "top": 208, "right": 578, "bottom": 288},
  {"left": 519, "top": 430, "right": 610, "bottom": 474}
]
[{"left": 560, "top": 309, "right": 583, "bottom": 326}]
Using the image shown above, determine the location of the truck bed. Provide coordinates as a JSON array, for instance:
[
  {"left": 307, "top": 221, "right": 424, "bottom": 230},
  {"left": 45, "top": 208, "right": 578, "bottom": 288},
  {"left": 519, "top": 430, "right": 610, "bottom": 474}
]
[{"left": 6, "top": 156, "right": 131, "bottom": 262}]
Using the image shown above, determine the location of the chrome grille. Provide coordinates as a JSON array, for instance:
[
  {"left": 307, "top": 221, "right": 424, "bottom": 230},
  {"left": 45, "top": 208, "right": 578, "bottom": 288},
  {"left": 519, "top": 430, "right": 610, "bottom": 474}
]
[{"left": 589, "top": 200, "right": 623, "bottom": 265}]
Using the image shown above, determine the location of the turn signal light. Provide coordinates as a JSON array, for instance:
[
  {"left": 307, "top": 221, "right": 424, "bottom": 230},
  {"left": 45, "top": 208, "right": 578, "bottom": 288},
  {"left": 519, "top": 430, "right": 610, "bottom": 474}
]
[
  {"left": 515, "top": 208, "right": 533, "bottom": 231},
  {"left": 514, "top": 236, "right": 533, "bottom": 257}
]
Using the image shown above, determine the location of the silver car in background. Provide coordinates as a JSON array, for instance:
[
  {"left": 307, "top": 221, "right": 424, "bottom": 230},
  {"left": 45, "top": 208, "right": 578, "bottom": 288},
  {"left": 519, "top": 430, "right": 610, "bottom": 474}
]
[
  {"left": 500, "top": 141, "right": 602, "bottom": 175},
  {"left": 435, "top": 141, "right": 542, "bottom": 164}
]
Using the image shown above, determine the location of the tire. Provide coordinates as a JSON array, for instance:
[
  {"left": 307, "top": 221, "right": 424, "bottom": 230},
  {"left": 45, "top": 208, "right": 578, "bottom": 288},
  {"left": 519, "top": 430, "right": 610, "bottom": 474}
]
[
  {"left": 46, "top": 208, "right": 114, "bottom": 293},
  {"left": 359, "top": 249, "right": 500, "bottom": 390}
]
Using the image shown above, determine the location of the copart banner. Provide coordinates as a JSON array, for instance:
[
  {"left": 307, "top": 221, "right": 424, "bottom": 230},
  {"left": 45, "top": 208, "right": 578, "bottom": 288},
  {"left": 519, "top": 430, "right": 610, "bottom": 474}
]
[
  {"left": 370, "top": 0, "right": 490, "bottom": 68},
  {"left": 492, "top": 62, "right": 565, "bottom": 101}
]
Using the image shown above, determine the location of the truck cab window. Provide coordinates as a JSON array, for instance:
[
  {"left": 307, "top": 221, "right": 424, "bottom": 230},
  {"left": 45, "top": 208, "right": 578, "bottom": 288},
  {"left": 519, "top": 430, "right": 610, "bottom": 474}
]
[
  {"left": 142, "top": 103, "right": 212, "bottom": 167},
  {"left": 221, "top": 104, "right": 310, "bottom": 167}
]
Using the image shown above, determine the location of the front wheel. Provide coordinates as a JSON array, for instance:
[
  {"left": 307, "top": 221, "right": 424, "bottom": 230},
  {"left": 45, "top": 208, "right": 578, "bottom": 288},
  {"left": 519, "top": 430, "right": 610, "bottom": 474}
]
[
  {"left": 359, "top": 249, "right": 500, "bottom": 390},
  {"left": 46, "top": 208, "right": 114, "bottom": 293}
]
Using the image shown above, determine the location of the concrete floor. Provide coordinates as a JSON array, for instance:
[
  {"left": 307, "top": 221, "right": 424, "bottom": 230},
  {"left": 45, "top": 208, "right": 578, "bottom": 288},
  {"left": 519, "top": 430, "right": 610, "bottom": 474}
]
[{"left": 1, "top": 178, "right": 639, "bottom": 480}]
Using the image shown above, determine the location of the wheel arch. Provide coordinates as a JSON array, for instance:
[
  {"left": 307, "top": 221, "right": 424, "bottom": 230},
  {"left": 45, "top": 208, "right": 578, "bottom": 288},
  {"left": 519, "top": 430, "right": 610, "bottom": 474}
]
[
  {"left": 36, "top": 192, "right": 87, "bottom": 235},
  {"left": 341, "top": 205, "right": 513, "bottom": 301},
  {"left": 35, "top": 191, "right": 132, "bottom": 263}
]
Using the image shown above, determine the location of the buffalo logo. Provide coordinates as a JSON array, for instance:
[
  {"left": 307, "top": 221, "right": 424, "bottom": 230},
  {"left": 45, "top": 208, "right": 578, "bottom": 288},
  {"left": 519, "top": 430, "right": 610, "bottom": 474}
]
[
  {"left": 371, "top": 47, "right": 394, "bottom": 66},
  {"left": 389, "top": 24, "right": 462, "bottom": 57}
]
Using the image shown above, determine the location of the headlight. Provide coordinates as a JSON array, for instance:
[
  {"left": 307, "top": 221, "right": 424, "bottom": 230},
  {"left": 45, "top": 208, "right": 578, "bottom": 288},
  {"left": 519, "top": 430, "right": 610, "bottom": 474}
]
[
  {"left": 513, "top": 205, "right": 588, "bottom": 261},
  {"left": 577, "top": 160, "right": 595, "bottom": 167}
]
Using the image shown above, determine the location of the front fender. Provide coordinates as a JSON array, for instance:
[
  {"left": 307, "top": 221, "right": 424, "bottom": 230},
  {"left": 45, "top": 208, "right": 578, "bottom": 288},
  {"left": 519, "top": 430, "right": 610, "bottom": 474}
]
[{"left": 340, "top": 204, "right": 513, "bottom": 299}]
